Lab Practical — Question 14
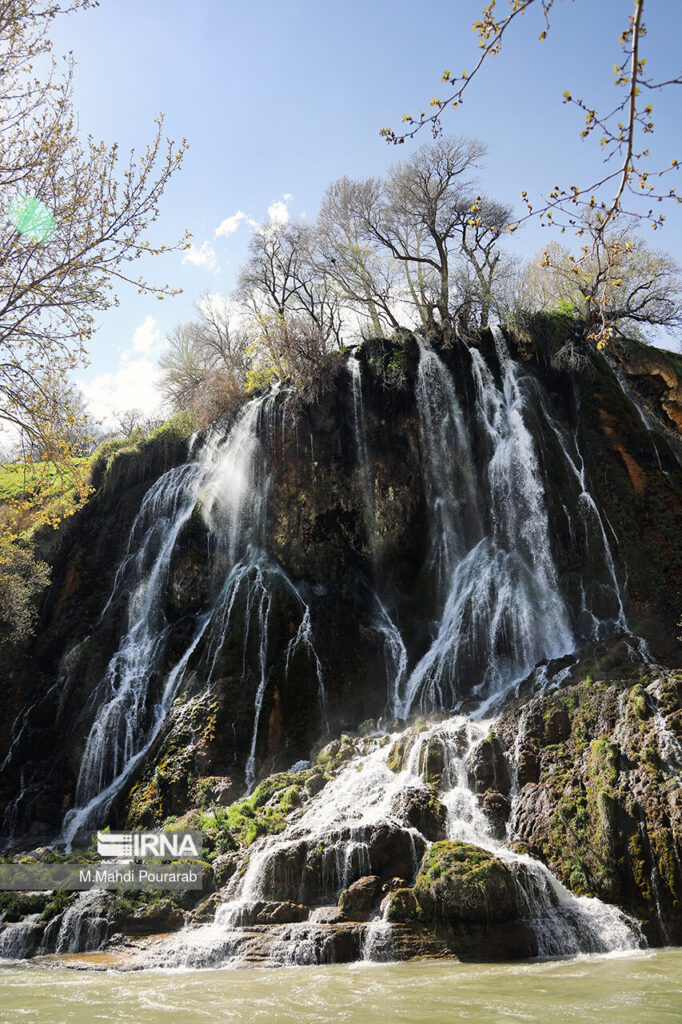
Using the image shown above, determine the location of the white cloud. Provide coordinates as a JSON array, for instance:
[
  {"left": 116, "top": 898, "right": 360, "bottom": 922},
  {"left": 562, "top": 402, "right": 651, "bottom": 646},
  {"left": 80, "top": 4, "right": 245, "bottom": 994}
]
[
  {"left": 267, "top": 199, "right": 290, "bottom": 227},
  {"left": 283, "top": 193, "right": 293, "bottom": 202},
  {"left": 198, "top": 292, "right": 248, "bottom": 329},
  {"left": 79, "top": 358, "right": 162, "bottom": 428},
  {"left": 132, "top": 314, "right": 160, "bottom": 354},
  {"left": 215, "top": 210, "right": 247, "bottom": 238},
  {"left": 78, "top": 316, "right": 165, "bottom": 427},
  {"left": 183, "top": 240, "right": 218, "bottom": 270}
]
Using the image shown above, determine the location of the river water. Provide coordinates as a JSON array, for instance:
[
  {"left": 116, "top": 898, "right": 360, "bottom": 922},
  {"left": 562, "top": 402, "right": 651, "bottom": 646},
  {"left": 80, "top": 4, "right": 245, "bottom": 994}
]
[{"left": 1, "top": 949, "right": 681, "bottom": 1024}]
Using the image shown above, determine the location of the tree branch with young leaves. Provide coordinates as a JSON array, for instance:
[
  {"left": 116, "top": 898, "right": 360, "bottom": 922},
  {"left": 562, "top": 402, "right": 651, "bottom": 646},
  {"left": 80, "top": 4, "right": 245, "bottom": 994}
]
[
  {"left": 0, "top": 0, "right": 188, "bottom": 637},
  {"left": 382, "top": 0, "right": 681, "bottom": 347}
]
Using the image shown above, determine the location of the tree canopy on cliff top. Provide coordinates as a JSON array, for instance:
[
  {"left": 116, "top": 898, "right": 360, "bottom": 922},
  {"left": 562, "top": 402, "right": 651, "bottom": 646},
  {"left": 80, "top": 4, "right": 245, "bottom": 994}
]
[{"left": 382, "top": 0, "right": 681, "bottom": 348}]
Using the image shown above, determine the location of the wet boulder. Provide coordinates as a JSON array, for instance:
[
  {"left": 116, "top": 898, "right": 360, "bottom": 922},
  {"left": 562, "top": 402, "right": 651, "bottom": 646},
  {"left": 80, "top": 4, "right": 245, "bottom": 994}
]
[
  {"left": 257, "top": 841, "right": 308, "bottom": 902},
  {"left": 233, "top": 901, "right": 309, "bottom": 926},
  {"left": 116, "top": 898, "right": 186, "bottom": 935},
  {"left": 338, "top": 875, "right": 382, "bottom": 919},
  {"left": 467, "top": 736, "right": 511, "bottom": 796},
  {"left": 187, "top": 893, "right": 223, "bottom": 924},
  {"left": 390, "top": 786, "right": 447, "bottom": 841},
  {"left": 369, "top": 823, "right": 425, "bottom": 883},
  {"left": 212, "top": 852, "right": 240, "bottom": 888},
  {"left": 386, "top": 733, "right": 416, "bottom": 774},
  {"left": 310, "top": 906, "right": 347, "bottom": 924},
  {"left": 414, "top": 841, "right": 518, "bottom": 924},
  {"left": 482, "top": 791, "right": 511, "bottom": 840},
  {"left": 304, "top": 773, "right": 327, "bottom": 797},
  {"left": 381, "top": 876, "right": 409, "bottom": 898},
  {"left": 314, "top": 736, "right": 357, "bottom": 772},
  {"left": 385, "top": 841, "right": 537, "bottom": 961},
  {"left": 417, "top": 736, "right": 446, "bottom": 786}
]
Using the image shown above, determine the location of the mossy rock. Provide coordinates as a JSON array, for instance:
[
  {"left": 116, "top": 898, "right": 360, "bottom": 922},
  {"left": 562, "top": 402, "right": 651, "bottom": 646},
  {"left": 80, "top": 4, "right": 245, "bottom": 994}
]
[
  {"left": 315, "top": 736, "right": 356, "bottom": 771},
  {"left": 413, "top": 841, "right": 518, "bottom": 924},
  {"left": 305, "top": 773, "right": 327, "bottom": 797}
]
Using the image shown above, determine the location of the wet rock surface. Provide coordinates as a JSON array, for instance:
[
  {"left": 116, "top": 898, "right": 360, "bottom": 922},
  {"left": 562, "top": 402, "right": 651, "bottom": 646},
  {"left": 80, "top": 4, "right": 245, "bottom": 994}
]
[
  {"left": 383, "top": 841, "right": 538, "bottom": 960},
  {"left": 1, "top": 323, "right": 682, "bottom": 969},
  {"left": 499, "top": 664, "right": 682, "bottom": 944}
]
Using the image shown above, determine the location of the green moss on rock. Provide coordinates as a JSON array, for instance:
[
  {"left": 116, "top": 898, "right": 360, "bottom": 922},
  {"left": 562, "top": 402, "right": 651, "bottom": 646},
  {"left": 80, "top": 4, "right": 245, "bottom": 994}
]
[{"left": 412, "top": 841, "right": 517, "bottom": 924}]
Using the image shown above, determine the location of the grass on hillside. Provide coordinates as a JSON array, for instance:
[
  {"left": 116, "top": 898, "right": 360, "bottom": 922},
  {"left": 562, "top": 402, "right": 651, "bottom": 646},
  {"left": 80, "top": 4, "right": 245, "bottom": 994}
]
[
  {"left": 0, "top": 412, "right": 195, "bottom": 538},
  {"left": 0, "top": 456, "right": 94, "bottom": 536}
]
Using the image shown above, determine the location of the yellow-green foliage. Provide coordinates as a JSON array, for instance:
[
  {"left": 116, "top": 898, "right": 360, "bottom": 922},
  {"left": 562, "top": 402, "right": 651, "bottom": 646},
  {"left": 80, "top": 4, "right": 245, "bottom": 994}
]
[
  {"left": 245, "top": 364, "right": 279, "bottom": 393},
  {"left": 0, "top": 455, "right": 92, "bottom": 537},
  {"left": 200, "top": 774, "right": 305, "bottom": 852},
  {"left": 0, "top": 541, "right": 51, "bottom": 640}
]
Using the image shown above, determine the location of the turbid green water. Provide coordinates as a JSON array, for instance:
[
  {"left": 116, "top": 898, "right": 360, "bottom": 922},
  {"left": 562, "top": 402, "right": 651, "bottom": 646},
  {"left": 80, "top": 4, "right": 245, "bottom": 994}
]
[{"left": 1, "top": 950, "right": 682, "bottom": 1024}]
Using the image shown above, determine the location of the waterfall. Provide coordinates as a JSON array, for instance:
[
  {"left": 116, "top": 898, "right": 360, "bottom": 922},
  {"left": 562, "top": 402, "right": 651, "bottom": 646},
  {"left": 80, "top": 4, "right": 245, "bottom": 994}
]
[
  {"left": 61, "top": 457, "right": 209, "bottom": 845},
  {"left": 138, "top": 715, "right": 641, "bottom": 970},
  {"left": 398, "top": 333, "right": 574, "bottom": 716},
  {"left": 60, "top": 391, "right": 326, "bottom": 843},
  {"left": 348, "top": 354, "right": 372, "bottom": 523},
  {"left": 414, "top": 342, "right": 479, "bottom": 591}
]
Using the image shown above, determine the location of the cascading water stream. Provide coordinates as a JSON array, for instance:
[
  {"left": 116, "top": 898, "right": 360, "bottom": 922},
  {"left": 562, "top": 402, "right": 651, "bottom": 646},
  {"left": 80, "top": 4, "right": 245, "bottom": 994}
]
[
  {"left": 138, "top": 714, "right": 641, "bottom": 969},
  {"left": 397, "top": 333, "right": 574, "bottom": 716},
  {"left": 528, "top": 375, "right": 628, "bottom": 635},
  {"left": 348, "top": 355, "right": 373, "bottom": 524},
  {"left": 60, "top": 391, "right": 326, "bottom": 843},
  {"left": 60, "top": 457, "right": 211, "bottom": 845}
]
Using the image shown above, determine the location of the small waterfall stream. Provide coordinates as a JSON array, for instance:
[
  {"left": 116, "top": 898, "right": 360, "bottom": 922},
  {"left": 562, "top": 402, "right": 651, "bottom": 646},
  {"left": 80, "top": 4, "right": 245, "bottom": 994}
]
[
  {"left": 60, "top": 392, "right": 327, "bottom": 843},
  {"left": 138, "top": 716, "right": 641, "bottom": 969}
]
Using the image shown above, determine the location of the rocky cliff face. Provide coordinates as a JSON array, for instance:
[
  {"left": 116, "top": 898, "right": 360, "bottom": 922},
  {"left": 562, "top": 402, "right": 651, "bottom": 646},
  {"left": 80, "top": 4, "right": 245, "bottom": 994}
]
[{"left": 0, "top": 319, "right": 681, "bottom": 963}]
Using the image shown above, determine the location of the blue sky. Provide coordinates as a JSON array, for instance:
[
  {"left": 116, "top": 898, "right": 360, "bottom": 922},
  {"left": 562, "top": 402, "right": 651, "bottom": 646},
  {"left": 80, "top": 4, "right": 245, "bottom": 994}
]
[{"left": 47, "top": 0, "right": 682, "bottom": 422}]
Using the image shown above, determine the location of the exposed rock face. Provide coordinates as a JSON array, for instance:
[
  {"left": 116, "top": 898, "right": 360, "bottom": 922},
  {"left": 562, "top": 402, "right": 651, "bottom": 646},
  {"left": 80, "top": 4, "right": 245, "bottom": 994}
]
[
  {"left": 499, "top": 663, "right": 682, "bottom": 944},
  {"left": 387, "top": 841, "right": 537, "bottom": 961},
  {"left": 2, "top": 323, "right": 681, "bottom": 842},
  {"left": 608, "top": 336, "right": 682, "bottom": 434},
  {"left": 1, "top": 321, "right": 681, "bottom": 970}
]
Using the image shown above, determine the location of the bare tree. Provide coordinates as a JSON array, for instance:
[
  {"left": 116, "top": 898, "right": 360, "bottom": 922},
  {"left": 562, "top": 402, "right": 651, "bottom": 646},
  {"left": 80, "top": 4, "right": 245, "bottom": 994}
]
[
  {"left": 316, "top": 177, "right": 401, "bottom": 336},
  {"left": 361, "top": 137, "right": 487, "bottom": 343},
  {"left": 159, "top": 303, "right": 251, "bottom": 419},
  {"left": 521, "top": 224, "right": 682, "bottom": 340},
  {"left": 245, "top": 314, "right": 343, "bottom": 405},
  {"left": 456, "top": 196, "right": 513, "bottom": 328},
  {"left": 238, "top": 221, "right": 343, "bottom": 346}
]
